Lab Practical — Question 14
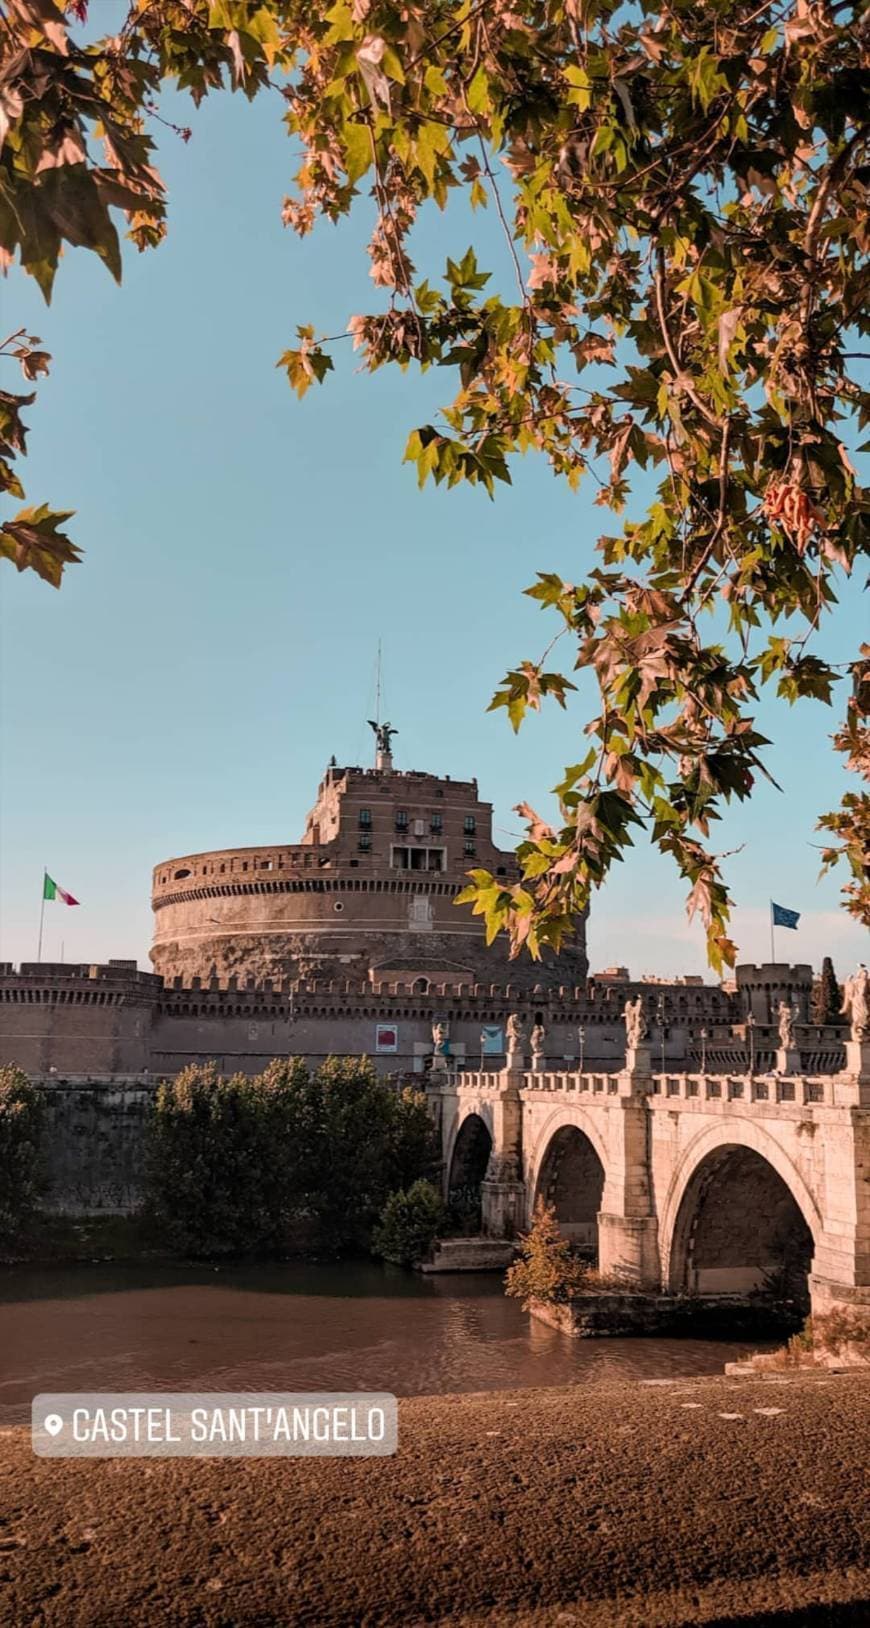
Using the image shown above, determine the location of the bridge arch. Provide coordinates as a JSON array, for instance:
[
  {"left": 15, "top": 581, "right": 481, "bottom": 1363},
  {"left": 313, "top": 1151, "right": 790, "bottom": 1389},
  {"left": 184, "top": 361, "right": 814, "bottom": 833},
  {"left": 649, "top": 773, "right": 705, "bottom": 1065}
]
[
  {"left": 445, "top": 1110, "right": 493, "bottom": 1226},
  {"left": 527, "top": 1108, "right": 609, "bottom": 1259},
  {"left": 662, "top": 1122, "right": 820, "bottom": 1311}
]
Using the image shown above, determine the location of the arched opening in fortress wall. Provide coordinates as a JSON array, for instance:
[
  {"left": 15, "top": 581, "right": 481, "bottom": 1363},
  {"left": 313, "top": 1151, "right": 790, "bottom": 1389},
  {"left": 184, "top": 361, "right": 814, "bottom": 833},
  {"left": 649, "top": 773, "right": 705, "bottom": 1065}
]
[
  {"left": 447, "top": 1114, "right": 492, "bottom": 1232},
  {"left": 668, "top": 1147, "right": 814, "bottom": 1313},
  {"left": 533, "top": 1126, "right": 605, "bottom": 1261}
]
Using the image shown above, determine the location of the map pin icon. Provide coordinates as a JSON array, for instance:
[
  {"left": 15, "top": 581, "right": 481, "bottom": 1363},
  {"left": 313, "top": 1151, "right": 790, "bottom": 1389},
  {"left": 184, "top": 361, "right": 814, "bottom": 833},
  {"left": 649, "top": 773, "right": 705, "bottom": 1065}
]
[{"left": 43, "top": 1414, "right": 64, "bottom": 1437}]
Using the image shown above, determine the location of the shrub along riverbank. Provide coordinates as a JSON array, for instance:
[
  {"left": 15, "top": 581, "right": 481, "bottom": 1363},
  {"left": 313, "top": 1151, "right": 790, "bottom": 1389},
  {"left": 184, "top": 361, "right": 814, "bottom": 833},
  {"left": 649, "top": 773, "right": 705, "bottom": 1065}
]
[
  {"left": 507, "top": 1198, "right": 809, "bottom": 1342},
  {"left": 0, "top": 1059, "right": 442, "bottom": 1264}
]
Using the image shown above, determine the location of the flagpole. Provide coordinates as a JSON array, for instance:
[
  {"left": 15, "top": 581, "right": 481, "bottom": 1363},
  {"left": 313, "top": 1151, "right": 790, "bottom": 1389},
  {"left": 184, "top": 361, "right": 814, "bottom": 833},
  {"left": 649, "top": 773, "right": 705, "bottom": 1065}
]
[
  {"left": 38, "top": 868, "right": 46, "bottom": 963},
  {"left": 769, "top": 900, "right": 775, "bottom": 963}
]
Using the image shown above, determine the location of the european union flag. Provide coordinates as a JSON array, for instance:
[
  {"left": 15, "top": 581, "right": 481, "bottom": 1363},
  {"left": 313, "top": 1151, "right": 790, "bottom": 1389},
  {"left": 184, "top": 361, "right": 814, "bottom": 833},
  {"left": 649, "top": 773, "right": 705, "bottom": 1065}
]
[{"left": 771, "top": 901, "right": 800, "bottom": 930}]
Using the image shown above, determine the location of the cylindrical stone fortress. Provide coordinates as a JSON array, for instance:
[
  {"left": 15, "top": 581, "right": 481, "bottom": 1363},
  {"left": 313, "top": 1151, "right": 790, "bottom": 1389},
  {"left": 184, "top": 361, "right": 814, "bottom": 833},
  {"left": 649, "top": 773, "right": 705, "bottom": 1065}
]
[{"left": 151, "top": 761, "right": 589, "bottom": 989}]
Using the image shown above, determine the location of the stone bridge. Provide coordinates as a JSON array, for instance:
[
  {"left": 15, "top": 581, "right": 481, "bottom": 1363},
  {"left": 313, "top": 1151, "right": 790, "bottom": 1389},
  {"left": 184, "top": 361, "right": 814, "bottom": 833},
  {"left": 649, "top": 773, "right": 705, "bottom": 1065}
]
[{"left": 429, "top": 1036, "right": 870, "bottom": 1319}]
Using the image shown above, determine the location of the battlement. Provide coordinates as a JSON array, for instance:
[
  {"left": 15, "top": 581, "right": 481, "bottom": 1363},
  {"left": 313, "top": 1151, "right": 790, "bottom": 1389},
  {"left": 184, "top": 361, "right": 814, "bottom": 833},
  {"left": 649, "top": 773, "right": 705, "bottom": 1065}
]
[
  {"left": 0, "top": 963, "right": 733, "bottom": 1018},
  {"left": 735, "top": 963, "right": 814, "bottom": 981},
  {"left": 8, "top": 962, "right": 162, "bottom": 989},
  {"left": 735, "top": 963, "right": 816, "bottom": 1023},
  {"left": 317, "top": 764, "right": 479, "bottom": 795}
]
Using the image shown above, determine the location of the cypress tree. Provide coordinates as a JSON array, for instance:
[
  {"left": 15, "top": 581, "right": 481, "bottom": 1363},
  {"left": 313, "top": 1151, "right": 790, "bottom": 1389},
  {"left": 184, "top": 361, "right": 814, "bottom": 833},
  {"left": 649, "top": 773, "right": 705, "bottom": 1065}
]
[{"left": 812, "top": 958, "right": 842, "bottom": 1027}]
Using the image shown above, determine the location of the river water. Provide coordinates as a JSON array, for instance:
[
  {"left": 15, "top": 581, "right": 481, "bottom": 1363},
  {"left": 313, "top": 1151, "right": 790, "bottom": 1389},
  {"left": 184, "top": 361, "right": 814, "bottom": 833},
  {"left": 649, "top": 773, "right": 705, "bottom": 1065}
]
[{"left": 0, "top": 1261, "right": 773, "bottom": 1425}]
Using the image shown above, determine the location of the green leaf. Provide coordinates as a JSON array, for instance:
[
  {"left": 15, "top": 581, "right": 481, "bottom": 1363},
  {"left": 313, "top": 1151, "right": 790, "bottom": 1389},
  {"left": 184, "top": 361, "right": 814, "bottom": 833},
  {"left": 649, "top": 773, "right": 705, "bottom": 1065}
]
[{"left": 343, "top": 122, "right": 372, "bottom": 184}]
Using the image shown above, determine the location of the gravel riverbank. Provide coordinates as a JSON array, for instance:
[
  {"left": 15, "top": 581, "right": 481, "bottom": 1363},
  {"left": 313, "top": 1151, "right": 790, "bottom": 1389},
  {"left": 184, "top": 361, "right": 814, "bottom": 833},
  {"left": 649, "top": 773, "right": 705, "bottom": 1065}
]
[{"left": 1, "top": 1371, "right": 867, "bottom": 1627}]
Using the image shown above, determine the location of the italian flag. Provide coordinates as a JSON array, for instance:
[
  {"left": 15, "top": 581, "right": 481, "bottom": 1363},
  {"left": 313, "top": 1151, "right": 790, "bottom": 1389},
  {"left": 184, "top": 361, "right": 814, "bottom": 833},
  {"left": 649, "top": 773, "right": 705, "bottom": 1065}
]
[{"left": 43, "top": 873, "right": 80, "bottom": 907}]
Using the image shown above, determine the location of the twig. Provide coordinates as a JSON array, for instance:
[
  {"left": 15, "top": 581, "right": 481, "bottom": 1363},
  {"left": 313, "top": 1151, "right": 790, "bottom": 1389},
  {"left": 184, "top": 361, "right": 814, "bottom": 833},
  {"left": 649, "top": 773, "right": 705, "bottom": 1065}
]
[{"left": 653, "top": 247, "right": 718, "bottom": 429}]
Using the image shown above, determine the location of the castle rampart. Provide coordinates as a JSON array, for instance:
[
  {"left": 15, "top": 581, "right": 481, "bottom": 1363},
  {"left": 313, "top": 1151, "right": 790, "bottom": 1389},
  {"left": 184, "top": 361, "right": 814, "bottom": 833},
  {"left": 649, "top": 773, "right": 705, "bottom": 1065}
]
[{"left": 0, "top": 961, "right": 844, "bottom": 1081}]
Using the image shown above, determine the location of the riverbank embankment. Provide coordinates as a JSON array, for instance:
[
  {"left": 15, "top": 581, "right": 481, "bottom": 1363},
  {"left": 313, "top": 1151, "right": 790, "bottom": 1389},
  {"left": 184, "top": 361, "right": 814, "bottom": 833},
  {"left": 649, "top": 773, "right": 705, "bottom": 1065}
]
[{"left": 1, "top": 1370, "right": 868, "bottom": 1626}]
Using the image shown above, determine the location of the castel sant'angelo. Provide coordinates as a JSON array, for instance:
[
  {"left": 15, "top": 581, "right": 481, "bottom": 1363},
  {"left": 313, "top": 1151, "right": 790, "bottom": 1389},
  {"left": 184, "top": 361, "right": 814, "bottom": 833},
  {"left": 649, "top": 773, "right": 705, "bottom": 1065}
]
[
  {"left": 151, "top": 723, "right": 587, "bottom": 992},
  {"left": 1, "top": 721, "right": 839, "bottom": 1082}
]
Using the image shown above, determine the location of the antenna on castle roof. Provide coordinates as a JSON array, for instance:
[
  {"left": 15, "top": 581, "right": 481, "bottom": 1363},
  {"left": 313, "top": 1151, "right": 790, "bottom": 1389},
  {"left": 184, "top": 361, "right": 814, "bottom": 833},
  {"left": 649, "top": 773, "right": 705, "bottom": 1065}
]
[{"left": 367, "top": 639, "right": 396, "bottom": 770}]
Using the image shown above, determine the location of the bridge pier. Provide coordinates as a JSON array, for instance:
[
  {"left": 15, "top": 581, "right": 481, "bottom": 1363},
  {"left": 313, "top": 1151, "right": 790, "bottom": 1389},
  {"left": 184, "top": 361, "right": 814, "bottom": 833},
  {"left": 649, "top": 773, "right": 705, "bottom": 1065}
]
[
  {"left": 480, "top": 1065, "right": 526, "bottom": 1239},
  {"left": 596, "top": 1046, "right": 660, "bottom": 1287}
]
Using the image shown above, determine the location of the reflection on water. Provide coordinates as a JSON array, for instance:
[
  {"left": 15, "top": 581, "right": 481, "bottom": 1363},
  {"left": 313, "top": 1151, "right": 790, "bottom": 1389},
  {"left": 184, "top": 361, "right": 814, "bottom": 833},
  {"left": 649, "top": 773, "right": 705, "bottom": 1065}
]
[{"left": 0, "top": 1261, "right": 769, "bottom": 1423}]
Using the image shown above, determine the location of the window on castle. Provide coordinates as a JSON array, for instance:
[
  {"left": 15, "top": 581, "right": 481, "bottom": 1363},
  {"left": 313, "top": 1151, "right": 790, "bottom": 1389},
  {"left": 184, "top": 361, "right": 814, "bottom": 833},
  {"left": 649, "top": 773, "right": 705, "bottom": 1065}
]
[
  {"left": 392, "top": 845, "right": 444, "bottom": 872},
  {"left": 359, "top": 808, "right": 372, "bottom": 828},
  {"left": 464, "top": 815, "right": 476, "bottom": 834},
  {"left": 395, "top": 810, "right": 408, "bottom": 830},
  {"left": 430, "top": 813, "right": 443, "bottom": 832},
  {"left": 464, "top": 841, "right": 476, "bottom": 857},
  {"left": 358, "top": 834, "right": 371, "bottom": 851}
]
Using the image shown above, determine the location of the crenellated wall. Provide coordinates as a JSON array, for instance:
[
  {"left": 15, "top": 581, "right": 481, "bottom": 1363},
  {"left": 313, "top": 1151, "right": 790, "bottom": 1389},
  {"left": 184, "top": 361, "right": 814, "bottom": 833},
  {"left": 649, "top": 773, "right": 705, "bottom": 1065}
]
[{"left": 0, "top": 961, "right": 845, "bottom": 1081}]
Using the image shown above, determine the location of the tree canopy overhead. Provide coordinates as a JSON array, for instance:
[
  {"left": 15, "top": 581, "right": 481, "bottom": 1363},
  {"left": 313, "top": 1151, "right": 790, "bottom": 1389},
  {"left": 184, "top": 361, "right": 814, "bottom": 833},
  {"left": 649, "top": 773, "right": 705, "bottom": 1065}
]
[{"left": 1, "top": 0, "right": 867, "bottom": 965}]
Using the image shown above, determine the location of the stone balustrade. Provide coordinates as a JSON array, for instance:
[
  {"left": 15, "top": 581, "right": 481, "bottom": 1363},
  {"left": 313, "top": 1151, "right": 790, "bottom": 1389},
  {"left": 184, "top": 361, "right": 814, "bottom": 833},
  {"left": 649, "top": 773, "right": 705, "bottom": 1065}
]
[{"left": 450, "top": 1065, "right": 845, "bottom": 1110}]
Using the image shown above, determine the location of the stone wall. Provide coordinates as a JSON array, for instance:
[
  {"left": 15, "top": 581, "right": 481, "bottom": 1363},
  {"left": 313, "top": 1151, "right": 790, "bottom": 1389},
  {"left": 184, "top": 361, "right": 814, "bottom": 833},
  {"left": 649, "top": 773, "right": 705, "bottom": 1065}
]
[
  {"left": 36, "top": 1079, "right": 156, "bottom": 1216},
  {"left": 1, "top": 962, "right": 839, "bottom": 1081}
]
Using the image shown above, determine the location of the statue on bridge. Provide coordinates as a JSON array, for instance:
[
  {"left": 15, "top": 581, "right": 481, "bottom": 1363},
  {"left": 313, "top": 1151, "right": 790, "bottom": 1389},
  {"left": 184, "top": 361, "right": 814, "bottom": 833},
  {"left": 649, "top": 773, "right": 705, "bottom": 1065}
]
[
  {"left": 530, "top": 1021, "right": 546, "bottom": 1070},
  {"left": 431, "top": 1018, "right": 449, "bottom": 1070},
  {"left": 624, "top": 994, "right": 647, "bottom": 1050},
  {"left": 841, "top": 964, "right": 869, "bottom": 1041},
  {"left": 506, "top": 1012, "right": 528, "bottom": 1063},
  {"left": 777, "top": 999, "right": 798, "bottom": 1051}
]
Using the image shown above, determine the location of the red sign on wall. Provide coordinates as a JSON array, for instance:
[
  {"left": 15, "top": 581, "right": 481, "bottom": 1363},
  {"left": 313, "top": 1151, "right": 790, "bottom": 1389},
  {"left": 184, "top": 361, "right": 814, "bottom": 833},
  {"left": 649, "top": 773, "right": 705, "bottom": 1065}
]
[{"left": 375, "top": 1025, "right": 398, "bottom": 1054}]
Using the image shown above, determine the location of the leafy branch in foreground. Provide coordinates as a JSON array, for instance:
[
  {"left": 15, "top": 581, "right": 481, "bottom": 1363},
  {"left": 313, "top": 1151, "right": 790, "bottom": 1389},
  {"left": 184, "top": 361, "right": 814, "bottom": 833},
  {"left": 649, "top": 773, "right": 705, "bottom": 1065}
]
[
  {"left": 1, "top": 2, "right": 867, "bottom": 955},
  {"left": 0, "top": 328, "right": 80, "bottom": 585}
]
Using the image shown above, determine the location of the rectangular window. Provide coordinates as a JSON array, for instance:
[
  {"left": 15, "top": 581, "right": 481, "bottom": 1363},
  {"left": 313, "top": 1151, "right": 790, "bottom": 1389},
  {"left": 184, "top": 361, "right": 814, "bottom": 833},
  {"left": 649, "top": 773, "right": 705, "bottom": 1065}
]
[
  {"left": 464, "top": 841, "right": 476, "bottom": 856},
  {"left": 395, "top": 810, "right": 408, "bottom": 830},
  {"left": 359, "top": 808, "right": 372, "bottom": 828},
  {"left": 358, "top": 834, "right": 371, "bottom": 851},
  {"left": 430, "top": 813, "right": 443, "bottom": 832},
  {"left": 392, "top": 845, "right": 444, "bottom": 872},
  {"left": 464, "top": 815, "right": 476, "bottom": 834}
]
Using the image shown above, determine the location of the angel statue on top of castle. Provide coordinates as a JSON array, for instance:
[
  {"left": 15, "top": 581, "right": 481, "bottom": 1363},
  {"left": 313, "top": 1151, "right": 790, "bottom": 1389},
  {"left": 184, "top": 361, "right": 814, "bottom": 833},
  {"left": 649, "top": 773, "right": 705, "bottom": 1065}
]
[{"left": 368, "top": 720, "right": 398, "bottom": 755}]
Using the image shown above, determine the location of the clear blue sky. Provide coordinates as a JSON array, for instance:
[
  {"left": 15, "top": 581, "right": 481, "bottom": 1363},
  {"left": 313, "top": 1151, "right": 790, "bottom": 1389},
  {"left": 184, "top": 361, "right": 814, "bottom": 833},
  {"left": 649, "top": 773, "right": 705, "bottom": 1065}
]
[{"left": 1, "top": 77, "right": 866, "bottom": 981}]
